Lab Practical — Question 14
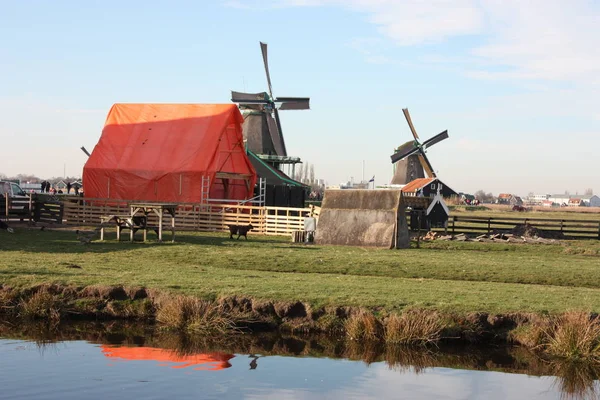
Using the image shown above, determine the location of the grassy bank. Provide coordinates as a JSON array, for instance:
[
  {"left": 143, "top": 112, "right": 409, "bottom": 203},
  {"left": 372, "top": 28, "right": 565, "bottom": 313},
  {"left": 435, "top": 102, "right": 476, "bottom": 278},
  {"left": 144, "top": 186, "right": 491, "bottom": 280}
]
[{"left": 2, "top": 229, "right": 600, "bottom": 314}]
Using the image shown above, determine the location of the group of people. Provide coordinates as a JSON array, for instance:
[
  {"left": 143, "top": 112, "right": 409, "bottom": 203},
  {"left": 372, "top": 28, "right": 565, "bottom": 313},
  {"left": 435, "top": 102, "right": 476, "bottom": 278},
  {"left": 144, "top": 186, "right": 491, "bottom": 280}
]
[{"left": 39, "top": 181, "right": 80, "bottom": 195}]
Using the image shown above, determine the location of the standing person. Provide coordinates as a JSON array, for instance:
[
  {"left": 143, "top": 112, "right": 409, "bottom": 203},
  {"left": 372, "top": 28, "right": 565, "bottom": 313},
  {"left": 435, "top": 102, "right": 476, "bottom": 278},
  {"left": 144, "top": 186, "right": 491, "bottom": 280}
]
[
  {"left": 45, "top": 182, "right": 50, "bottom": 193},
  {"left": 66, "top": 182, "right": 72, "bottom": 194}
]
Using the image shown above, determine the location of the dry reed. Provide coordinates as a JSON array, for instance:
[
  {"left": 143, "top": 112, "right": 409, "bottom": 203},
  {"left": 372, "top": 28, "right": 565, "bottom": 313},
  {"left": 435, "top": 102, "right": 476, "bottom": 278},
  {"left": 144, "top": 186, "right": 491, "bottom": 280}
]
[
  {"left": 344, "top": 310, "right": 382, "bottom": 341},
  {"left": 156, "top": 296, "right": 237, "bottom": 335},
  {"left": 384, "top": 310, "right": 445, "bottom": 345},
  {"left": 18, "top": 289, "right": 62, "bottom": 323},
  {"left": 543, "top": 312, "right": 600, "bottom": 361}
]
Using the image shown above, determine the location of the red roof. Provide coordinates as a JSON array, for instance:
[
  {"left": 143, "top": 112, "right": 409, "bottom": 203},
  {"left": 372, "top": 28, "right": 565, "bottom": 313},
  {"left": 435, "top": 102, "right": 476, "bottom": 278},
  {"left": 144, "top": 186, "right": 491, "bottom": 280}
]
[
  {"left": 498, "top": 193, "right": 512, "bottom": 199},
  {"left": 83, "top": 104, "right": 257, "bottom": 202},
  {"left": 401, "top": 178, "right": 435, "bottom": 193}
]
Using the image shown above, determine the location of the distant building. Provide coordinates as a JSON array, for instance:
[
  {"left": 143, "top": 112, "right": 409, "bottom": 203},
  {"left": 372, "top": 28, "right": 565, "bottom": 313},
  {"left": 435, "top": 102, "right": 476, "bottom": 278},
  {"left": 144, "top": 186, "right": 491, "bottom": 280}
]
[
  {"left": 55, "top": 180, "right": 67, "bottom": 190},
  {"left": 497, "top": 193, "right": 523, "bottom": 206},
  {"left": 568, "top": 198, "right": 585, "bottom": 207},
  {"left": 547, "top": 194, "right": 600, "bottom": 207},
  {"left": 401, "top": 178, "right": 458, "bottom": 198},
  {"left": 527, "top": 194, "right": 551, "bottom": 205}
]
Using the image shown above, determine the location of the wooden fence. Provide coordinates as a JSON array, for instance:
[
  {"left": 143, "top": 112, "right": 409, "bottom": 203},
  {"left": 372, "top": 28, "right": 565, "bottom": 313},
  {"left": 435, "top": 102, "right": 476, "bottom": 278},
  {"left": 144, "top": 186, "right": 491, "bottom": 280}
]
[
  {"left": 432, "top": 215, "right": 600, "bottom": 239},
  {"left": 61, "top": 197, "right": 318, "bottom": 236},
  {"left": 34, "top": 200, "right": 63, "bottom": 224},
  {"left": 2, "top": 194, "right": 63, "bottom": 224},
  {"left": 15, "top": 195, "right": 600, "bottom": 240}
]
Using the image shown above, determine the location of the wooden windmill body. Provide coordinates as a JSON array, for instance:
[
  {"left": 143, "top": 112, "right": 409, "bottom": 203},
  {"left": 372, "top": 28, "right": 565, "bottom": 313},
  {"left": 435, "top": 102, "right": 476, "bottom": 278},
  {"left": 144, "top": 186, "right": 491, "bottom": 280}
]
[
  {"left": 390, "top": 108, "right": 449, "bottom": 184},
  {"left": 231, "top": 42, "right": 310, "bottom": 169}
]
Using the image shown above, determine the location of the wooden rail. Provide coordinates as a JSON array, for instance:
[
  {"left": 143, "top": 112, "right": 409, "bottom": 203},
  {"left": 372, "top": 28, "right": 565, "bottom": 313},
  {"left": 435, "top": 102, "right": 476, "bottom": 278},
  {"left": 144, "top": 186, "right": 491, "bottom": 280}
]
[
  {"left": 432, "top": 215, "right": 600, "bottom": 239},
  {"left": 61, "top": 197, "right": 318, "bottom": 236}
]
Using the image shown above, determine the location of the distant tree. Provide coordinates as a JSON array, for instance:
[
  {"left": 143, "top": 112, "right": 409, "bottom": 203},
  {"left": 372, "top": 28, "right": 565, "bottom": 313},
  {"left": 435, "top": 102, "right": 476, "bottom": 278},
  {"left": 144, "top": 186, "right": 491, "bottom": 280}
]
[
  {"left": 302, "top": 164, "right": 309, "bottom": 183},
  {"left": 15, "top": 174, "right": 40, "bottom": 183},
  {"left": 0, "top": 172, "right": 6, "bottom": 180},
  {"left": 294, "top": 165, "right": 303, "bottom": 182},
  {"left": 565, "top": 190, "right": 570, "bottom": 195},
  {"left": 474, "top": 190, "right": 494, "bottom": 203},
  {"left": 585, "top": 188, "right": 594, "bottom": 196}
]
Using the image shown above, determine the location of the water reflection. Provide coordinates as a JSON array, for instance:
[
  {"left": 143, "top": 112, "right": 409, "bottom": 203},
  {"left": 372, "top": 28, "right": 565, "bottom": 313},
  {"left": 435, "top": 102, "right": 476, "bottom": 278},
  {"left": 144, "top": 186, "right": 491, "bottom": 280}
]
[
  {"left": 101, "top": 345, "right": 235, "bottom": 370},
  {"left": 1, "top": 320, "right": 599, "bottom": 399}
]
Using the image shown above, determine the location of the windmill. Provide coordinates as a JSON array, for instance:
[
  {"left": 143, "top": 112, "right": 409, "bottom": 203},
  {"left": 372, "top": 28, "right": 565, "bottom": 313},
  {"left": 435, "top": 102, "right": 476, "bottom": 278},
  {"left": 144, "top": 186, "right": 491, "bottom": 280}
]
[
  {"left": 390, "top": 108, "right": 449, "bottom": 185},
  {"left": 231, "top": 42, "right": 310, "bottom": 159}
]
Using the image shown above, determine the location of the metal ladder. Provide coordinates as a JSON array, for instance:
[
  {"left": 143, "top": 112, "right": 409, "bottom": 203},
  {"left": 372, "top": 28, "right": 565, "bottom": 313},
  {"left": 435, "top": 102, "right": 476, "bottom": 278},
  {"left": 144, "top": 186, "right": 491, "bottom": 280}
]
[
  {"left": 201, "top": 176, "right": 210, "bottom": 205},
  {"left": 257, "top": 177, "right": 266, "bottom": 207}
]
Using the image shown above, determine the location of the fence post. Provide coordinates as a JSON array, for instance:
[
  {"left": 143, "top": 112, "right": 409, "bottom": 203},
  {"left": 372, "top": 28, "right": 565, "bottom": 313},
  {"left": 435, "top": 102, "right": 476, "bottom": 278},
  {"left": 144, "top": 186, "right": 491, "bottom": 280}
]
[
  {"left": 28, "top": 193, "right": 33, "bottom": 224},
  {"left": 416, "top": 211, "right": 422, "bottom": 248},
  {"left": 5, "top": 194, "right": 9, "bottom": 221},
  {"left": 487, "top": 218, "right": 491, "bottom": 234},
  {"left": 452, "top": 216, "right": 456, "bottom": 235}
]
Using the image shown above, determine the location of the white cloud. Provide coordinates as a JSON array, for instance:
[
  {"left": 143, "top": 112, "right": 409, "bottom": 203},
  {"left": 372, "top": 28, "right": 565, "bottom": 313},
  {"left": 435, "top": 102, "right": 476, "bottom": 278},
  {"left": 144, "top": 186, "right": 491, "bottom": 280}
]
[{"left": 269, "top": 0, "right": 600, "bottom": 85}]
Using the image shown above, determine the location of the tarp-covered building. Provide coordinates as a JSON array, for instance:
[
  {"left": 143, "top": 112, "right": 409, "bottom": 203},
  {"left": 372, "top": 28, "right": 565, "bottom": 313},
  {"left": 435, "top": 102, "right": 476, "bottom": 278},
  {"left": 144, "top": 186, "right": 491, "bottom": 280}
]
[{"left": 83, "top": 104, "right": 257, "bottom": 203}]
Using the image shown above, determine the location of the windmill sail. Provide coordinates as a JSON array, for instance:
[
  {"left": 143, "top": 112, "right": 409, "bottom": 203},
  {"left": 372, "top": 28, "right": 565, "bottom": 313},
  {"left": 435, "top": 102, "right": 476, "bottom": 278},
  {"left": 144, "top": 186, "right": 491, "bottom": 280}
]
[
  {"left": 231, "top": 42, "right": 310, "bottom": 158},
  {"left": 390, "top": 108, "right": 449, "bottom": 180}
]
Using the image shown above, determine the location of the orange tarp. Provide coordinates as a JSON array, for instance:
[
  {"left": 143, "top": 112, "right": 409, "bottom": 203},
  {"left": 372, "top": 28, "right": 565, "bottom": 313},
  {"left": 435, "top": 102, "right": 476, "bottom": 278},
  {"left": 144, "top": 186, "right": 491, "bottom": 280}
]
[
  {"left": 101, "top": 345, "right": 234, "bottom": 370},
  {"left": 83, "top": 104, "right": 257, "bottom": 202}
]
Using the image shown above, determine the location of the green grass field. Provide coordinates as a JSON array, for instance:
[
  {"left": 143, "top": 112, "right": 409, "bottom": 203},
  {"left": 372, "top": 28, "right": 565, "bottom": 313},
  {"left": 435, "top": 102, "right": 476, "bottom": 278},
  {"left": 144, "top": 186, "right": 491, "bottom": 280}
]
[{"left": 2, "top": 228, "right": 600, "bottom": 314}]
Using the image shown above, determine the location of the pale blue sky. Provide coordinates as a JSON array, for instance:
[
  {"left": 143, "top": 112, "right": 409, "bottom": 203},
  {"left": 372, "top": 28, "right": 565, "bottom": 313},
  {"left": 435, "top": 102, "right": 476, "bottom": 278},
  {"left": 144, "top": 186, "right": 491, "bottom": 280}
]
[{"left": 1, "top": 0, "right": 598, "bottom": 195}]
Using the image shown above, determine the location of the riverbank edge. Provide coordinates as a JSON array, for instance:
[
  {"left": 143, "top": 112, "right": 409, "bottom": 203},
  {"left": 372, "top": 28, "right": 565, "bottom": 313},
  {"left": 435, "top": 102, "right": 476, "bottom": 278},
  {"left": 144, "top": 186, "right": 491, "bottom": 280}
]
[{"left": 1, "top": 283, "right": 599, "bottom": 360}]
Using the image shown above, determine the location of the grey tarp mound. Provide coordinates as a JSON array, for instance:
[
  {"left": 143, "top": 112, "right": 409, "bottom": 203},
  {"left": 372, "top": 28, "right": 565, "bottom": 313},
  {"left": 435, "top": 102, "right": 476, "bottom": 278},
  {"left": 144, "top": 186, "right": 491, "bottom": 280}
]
[{"left": 315, "top": 189, "right": 410, "bottom": 249}]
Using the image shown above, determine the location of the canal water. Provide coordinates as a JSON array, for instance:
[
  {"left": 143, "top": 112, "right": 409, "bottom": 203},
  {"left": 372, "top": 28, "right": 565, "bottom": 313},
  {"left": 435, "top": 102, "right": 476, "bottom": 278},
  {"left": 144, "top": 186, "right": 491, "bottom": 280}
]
[{"left": 0, "top": 322, "right": 598, "bottom": 399}]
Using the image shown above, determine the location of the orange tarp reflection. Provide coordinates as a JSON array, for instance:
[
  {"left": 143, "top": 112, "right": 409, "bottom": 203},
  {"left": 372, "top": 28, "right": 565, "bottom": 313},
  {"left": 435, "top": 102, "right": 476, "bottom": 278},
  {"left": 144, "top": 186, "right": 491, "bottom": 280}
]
[{"left": 101, "top": 345, "right": 235, "bottom": 371}]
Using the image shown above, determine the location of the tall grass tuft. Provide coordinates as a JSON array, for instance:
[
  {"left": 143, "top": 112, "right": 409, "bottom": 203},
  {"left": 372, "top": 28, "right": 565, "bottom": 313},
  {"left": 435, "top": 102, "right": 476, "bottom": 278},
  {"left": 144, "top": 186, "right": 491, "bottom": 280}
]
[
  {"left": 543, "top": 312, "right": 600, "bottom": 361},
  {"left": 384, "top": 309, "right": 445, "bottom": 345},
  {"left": 0, "top": 290, "right": 18, "bottom": 316},
  {"left": 345, "top": 310, "right": 382, "bottom": 341},
  {"left": 156, "top": 296, "right": 237, "bottom": 335},
  {"left": 18, "top": 289, "right": 62, "bottom": 323}
]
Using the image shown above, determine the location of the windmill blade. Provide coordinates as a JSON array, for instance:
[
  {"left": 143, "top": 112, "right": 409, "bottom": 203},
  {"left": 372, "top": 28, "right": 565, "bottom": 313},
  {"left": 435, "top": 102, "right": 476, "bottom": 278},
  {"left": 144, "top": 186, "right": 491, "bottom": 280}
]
[
  {"left": 231, "top": 91, "right": 269, "bottom": 104},
  {"left": 238, "top": 104, "right": 265, "bottom": 111},
  {"left": 260, "top": 42, "right": 274, "bottom": 99},
  {"left": 390, "top": 140, "right": 419, "bottom": 164},
  {"left": 276, "top": 97, "right": 310, "bottom": 110},
  {"left": 272, "top": 108, "right": 287, "bottom": 156},
  {"left": 402, "top": 108, "right": 420, "bottom": 140},
  {"left": 266, "top": 112, "right": 287, "bottom": 156},
  {"left": 417, "top": 153, "right": 436, "bottom": 178},
  {"left": 422, "top": 130, "right": 449, "bottom": 149}
]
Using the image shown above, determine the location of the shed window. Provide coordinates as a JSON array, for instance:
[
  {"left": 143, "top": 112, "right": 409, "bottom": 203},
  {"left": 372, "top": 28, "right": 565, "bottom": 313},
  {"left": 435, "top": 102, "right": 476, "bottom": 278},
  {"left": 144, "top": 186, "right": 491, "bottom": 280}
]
[{"left": 431, "top": 184, "right": 436, "bottom": 189}]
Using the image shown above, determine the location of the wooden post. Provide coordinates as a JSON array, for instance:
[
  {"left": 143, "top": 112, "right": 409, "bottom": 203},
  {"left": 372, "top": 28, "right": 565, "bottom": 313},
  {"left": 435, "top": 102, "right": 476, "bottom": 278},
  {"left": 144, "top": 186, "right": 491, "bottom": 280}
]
[
  {"left": 416, "top": 211, "right": 422, "bottom": 249},
  {"left": 158, "top": 208, "right": 163, "bottom": 242},
  {"left": 28, "top": 193, "right": 33, "bottom": 224},
  {"left": 171, "top": 211, "right": 175, "bottom": 243},
  {"left": 487, "top": 218, "right": 491, "bottom": 234},
  {"left": 452, "top": 216, "right": 456, "bottom": 236},
  {"left": 130, "top": 207, "right": 135, "bottom": 242}
]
